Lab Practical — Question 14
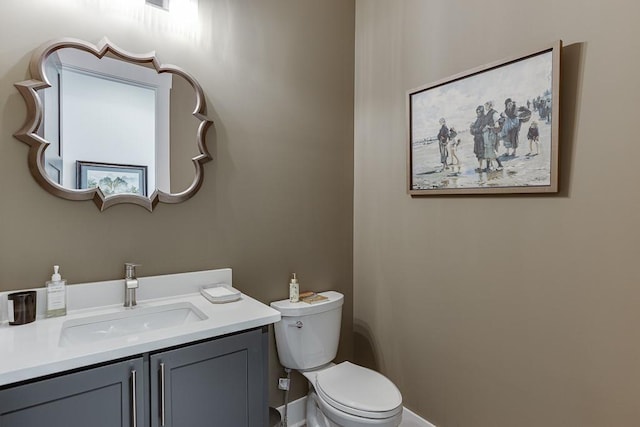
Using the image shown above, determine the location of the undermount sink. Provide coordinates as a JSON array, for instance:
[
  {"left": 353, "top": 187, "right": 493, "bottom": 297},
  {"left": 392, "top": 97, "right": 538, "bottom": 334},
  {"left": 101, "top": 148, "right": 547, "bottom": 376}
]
[{"left": 59, "top": 302, "right": 207, "bottom": 347}]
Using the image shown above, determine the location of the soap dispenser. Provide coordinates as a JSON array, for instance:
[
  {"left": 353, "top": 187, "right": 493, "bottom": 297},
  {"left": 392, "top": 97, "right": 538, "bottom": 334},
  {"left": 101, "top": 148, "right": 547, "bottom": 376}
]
[
  {"left": 46, "top": 265, "right": 67, "bottom": 317},
  {"left": 289, "top": 273, "right": 299, "bottom": 303}
]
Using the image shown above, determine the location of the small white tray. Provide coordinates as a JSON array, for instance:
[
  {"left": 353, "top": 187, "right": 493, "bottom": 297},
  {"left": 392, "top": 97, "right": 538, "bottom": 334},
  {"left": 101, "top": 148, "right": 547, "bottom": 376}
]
[{"left": 200, "top": 284, "right": 241, "bottom": 304}]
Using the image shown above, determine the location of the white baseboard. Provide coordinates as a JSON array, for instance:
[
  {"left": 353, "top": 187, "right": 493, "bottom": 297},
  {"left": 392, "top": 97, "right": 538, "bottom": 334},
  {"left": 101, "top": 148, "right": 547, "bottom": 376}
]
[
  {"left": 401, "top": 406, "right": 437, "bottom": 427},
  {"left": 276, "top": 396, "right": 436, "bottom": 427},
  {"left": 275, "top": 396, "right": 307, "bottom": 427}
]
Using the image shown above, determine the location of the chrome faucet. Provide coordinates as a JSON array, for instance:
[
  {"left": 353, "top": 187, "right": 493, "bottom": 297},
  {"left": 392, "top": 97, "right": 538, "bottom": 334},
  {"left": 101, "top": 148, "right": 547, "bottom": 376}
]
[{"left": 124, "top": 263, "right": 140, "bottom": 308}]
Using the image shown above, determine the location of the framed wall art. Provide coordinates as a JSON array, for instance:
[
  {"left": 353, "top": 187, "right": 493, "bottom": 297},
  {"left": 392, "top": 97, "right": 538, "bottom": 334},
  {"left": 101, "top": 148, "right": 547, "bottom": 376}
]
[
  {"left": 77, "top": 161, "right": 148, "bottom": 196},
  {"left": 407, "top": 41, "right": 561, "bottom": 195}
]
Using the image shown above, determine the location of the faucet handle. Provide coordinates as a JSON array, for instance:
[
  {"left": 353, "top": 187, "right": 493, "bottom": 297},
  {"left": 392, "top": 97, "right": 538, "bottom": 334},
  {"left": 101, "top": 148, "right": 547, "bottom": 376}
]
[{"left": 124, "top": 263, "right": 141, "bottom": 278}]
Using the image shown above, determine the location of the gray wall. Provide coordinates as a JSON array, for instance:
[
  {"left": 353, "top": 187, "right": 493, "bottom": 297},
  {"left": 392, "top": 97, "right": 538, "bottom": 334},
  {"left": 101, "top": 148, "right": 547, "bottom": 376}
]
[
  {"left": 354, "top": 0, "right": 640, "bottom": 426},
  {"left": 0, "top": 0, "right": 354, "bottom": 407}
]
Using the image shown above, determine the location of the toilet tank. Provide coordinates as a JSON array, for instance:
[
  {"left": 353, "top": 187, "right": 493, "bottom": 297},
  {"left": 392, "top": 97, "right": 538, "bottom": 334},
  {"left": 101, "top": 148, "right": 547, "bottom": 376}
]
[{"left": 270, "top": 291, "right": 343, "bottom": 370}]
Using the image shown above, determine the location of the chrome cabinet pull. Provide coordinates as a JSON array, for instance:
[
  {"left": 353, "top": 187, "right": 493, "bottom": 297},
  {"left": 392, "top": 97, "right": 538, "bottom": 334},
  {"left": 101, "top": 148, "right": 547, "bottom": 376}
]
[
  {"left": 131, "top": 369, "right": 137, "bottom": 427},
  {"left": 160, "top": 362, "right": 166, "bottom": 426}
]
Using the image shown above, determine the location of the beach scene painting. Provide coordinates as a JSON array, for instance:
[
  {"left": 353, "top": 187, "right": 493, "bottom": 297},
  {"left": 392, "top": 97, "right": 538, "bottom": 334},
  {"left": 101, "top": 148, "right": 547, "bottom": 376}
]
[{"left": 408, "top": 41, "right": 560, "bottom": 195}]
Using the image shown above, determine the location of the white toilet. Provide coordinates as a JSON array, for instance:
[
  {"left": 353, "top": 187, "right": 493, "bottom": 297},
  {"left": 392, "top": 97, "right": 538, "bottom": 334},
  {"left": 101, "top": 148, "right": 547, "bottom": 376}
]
[{"left": 271, "top": 291, "right": 403, "bottom": 427}]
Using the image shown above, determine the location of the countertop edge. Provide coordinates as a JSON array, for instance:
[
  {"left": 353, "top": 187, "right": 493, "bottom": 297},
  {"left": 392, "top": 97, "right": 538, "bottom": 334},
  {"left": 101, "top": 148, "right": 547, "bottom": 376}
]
[{"left": 0, "top": 310, "right": 280, "bottom": 387}]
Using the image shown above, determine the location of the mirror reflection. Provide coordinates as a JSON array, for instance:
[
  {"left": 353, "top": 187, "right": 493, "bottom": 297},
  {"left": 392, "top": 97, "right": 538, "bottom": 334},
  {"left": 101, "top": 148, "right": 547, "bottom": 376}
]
[{"left": 15, "top": 38, "right": 213, "bottom": 211}]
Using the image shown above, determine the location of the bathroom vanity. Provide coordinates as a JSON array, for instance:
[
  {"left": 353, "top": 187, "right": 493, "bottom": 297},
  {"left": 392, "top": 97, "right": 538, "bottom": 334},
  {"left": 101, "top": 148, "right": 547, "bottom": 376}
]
[{"left": 0, "top": 268, "right": 280, "bottom": 427}]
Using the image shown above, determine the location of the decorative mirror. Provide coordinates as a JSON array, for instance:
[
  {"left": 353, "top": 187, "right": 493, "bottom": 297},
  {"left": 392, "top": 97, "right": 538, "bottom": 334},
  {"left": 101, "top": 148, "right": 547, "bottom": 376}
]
[{"left": 15, "top": 37, "right": 213, "bottom": 211}]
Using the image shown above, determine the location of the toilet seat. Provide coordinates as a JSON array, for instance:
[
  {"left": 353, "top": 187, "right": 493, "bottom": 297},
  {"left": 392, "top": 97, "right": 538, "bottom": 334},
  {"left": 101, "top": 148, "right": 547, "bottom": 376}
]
[{"left": 315, "top": 362, "right": 402, "bottom": 419}]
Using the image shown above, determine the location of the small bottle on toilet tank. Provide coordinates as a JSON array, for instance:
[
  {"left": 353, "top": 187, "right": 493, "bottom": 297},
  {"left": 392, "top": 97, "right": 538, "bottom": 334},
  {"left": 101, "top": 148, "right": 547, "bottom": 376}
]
[{"left": 289, "top": 273, "right": 299, "bottom": 303}]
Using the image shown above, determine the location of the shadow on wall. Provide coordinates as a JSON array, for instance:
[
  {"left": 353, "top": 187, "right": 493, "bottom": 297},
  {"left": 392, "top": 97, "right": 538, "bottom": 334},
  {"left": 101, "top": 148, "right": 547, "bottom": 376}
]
[
  {"left": 353, "top": 319, "right": 382, "bottom": 372},
  {"left": 557, "top": 41, "right": 583, "bottom": 198}
]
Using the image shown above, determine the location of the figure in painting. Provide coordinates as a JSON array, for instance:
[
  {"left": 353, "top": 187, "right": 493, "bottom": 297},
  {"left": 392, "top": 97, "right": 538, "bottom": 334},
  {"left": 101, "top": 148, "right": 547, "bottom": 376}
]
[
  {"left": 527, "top": 121, "right": 540, "bottom": 156},
  {"left": 500, "top": 97, "right": 521, "bottom": 157},
  {"left": 537, "top": 97, "right": 551, "bottom": 124},
  {"left": 470, "top": 105, "right": 486, "bottom": 171},
  {"left": 437, "top": 118, "right": 450, "bottom": 172},
  {"left": 482, "top": 101, "right": 503, "bottom": 171},
  {"left": 448, "top": 126, "right": 460, "bottom": 170}
]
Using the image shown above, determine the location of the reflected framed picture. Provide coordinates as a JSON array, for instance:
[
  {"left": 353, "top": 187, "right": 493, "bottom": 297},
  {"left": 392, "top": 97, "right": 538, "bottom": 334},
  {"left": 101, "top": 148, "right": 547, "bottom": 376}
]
[
  {"left": 407, "top": 41, "right": 561, "bottom": 195},
  {"left": 77, "top": 161, "right": 147, "bottom": 196}
]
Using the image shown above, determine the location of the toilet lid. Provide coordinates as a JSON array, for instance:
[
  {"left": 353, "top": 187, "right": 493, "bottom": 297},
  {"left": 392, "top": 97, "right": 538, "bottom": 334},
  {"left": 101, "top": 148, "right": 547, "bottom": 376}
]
[{"left": 315, "top": 362, "right": 402, "bottom": 419}]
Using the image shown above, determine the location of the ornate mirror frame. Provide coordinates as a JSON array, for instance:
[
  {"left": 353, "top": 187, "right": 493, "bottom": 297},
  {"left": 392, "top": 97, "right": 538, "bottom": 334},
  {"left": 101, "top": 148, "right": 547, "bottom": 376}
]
[{"left": 14, "top": 37, "right": 213, "bottom": 211}]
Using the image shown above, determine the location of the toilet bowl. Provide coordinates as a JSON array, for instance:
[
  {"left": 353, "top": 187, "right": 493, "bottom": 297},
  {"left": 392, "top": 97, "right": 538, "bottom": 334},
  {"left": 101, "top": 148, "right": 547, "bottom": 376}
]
[
  {"left": 302, "top": 362, "right": 403, "bottom": 427},
  {"left": 270, "top": 291, "right": 403, "bottom": 427}
]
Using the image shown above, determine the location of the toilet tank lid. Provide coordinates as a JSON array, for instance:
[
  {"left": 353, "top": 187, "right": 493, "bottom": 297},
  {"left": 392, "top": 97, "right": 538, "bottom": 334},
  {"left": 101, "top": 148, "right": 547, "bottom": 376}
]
[{"left": 270, "top": 291, "right": 343, "bottom": 316}]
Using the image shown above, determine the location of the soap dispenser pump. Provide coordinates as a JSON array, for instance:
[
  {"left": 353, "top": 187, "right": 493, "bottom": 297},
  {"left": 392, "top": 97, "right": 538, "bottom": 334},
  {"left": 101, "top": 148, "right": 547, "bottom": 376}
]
[
  {"left": 46, "top": 265, "right": 67, "bottom": 318},
  {"left": 289, "top": 273, "right": 299, "bottom": 303}
]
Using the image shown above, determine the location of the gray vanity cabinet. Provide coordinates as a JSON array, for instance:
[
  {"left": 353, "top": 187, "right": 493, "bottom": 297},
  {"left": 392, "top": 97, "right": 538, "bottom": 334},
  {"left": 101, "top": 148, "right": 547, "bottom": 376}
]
[
  {"left": 149, "top": 327, "right": 268, "bottom": 427},
  {"left": 0, "top": 327, "right": 268, "bottom": 427},
  {"left": 0, "top": 357, "right": 144, "bottom": 427}
]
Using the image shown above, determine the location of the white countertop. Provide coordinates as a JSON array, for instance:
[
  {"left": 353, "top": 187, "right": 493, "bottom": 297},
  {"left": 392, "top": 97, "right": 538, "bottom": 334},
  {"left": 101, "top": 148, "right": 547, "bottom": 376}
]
[{"left": 0, "top": 268, "right": 281, "bottom": 386}]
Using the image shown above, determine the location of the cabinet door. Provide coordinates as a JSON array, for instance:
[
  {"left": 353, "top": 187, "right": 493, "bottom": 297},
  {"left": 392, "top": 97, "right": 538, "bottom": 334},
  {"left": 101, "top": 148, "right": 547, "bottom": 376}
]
[
  {"left": 0, "top": 357, "right": 144, "bottom": 427},
  {"left": 150, "top": 327, "right": 267, "bottom": 427}
]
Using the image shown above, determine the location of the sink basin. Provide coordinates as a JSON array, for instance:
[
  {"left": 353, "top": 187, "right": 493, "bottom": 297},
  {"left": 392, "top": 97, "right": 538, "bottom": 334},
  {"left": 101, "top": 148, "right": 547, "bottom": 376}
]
[{"left": 59, "top": 302, "right": 207, "bottom": 347}]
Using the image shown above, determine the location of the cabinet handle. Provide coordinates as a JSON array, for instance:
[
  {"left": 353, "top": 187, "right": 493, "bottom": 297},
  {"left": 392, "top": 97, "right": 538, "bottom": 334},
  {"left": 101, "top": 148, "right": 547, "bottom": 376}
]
[
  {"left": 160, "top": 362, "right": 166, "bottom": 426},
  {"left": 131, "top": 369, "right": 137, "bottom": 427}
]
